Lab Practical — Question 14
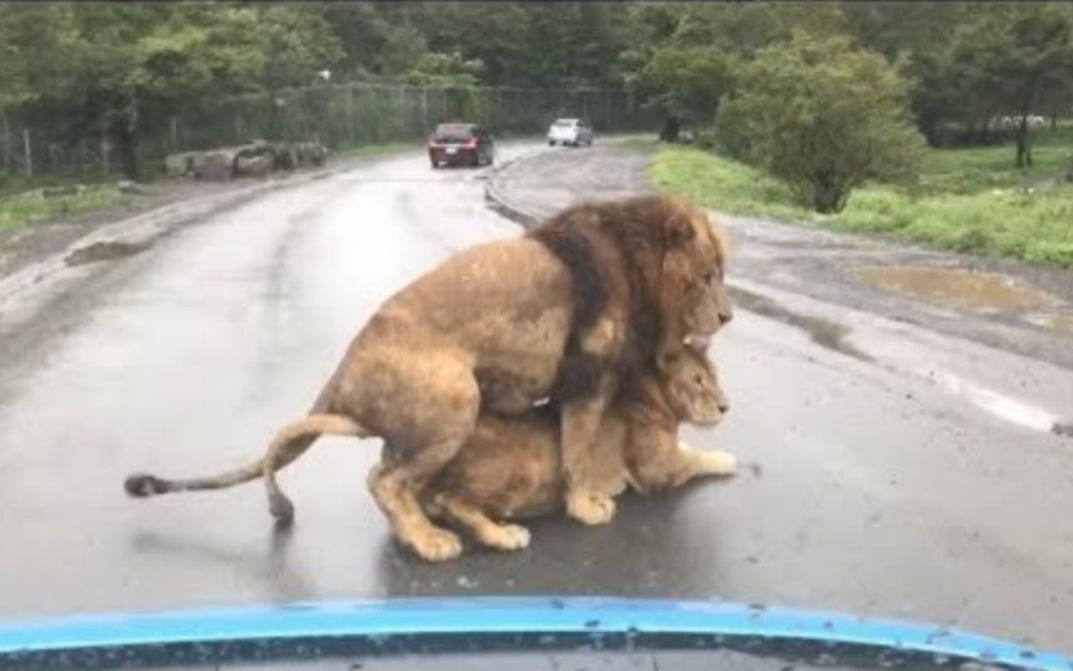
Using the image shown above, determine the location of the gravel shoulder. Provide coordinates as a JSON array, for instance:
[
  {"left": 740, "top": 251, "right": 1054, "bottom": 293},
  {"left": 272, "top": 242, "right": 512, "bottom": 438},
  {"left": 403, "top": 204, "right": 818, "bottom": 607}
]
[{"left": 485, "top": 142, "right": 1073, "bottom": 372}]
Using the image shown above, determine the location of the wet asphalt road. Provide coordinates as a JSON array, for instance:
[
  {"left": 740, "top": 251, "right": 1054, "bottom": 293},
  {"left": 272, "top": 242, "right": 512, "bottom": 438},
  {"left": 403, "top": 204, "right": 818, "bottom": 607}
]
[{"left": 0, "top": 140, "right": 1071, "bottom": 652}]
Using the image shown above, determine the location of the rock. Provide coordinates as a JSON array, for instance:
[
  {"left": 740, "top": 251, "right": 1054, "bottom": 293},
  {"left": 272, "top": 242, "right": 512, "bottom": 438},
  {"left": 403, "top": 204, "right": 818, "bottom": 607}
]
[
  {"left": 309, "top": 142, "right": 328, "bottom": 166},
  {"left": 164, "top": 152, "right": 196, "bottom": 179},
  {"left": 191, "top": 151, "right": 235, "bottom": 181},
  {"left": 234, "top": 154, "right": 274, "bottom": 178},
  {"left": 270, "top": 143, "right": 298, "bottom": 171},
  {"left": 235, "top": 140, "right": 271, "bottom": 161},
  {"left": 116, "top": 180, "right": 141, "bottom": 194}
]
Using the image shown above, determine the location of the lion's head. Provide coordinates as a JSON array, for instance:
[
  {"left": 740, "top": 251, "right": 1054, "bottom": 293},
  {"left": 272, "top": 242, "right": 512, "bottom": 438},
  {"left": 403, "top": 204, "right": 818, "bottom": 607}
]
[
  {"left": 660, "top": 346, "right": 727, "bottom": 427},
  {"left": 655, "top": 196, "right": 732, "bottom": 361}
]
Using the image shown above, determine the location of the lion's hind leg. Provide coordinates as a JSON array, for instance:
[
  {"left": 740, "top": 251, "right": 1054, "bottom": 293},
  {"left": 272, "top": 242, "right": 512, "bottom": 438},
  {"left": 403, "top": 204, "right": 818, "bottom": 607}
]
[{"left": 436, "top": 494, "right": 531, "bottom": 552}]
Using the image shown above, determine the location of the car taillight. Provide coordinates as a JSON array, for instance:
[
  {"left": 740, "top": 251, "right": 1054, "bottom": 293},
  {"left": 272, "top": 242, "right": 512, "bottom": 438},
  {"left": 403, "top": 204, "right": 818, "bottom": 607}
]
[{"left": 464, "top": 139, "right": 477, "bottom": 149}]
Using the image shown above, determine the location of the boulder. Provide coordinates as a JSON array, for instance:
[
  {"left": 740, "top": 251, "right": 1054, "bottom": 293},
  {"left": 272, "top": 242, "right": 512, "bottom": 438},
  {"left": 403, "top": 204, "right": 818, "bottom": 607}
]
[
  {"left": 116, "top": 179, "right": 142, "bottom": 194},
  {"left": 234, "top": 154, "right": 274, "bottom": 178},
  {"left": 191, "top": 150, "right": 236, "bottom": 181},
  {"left": 164, "top": 152, "right": 196, "bottom": 178},
  {"left": 270, "top": 143, "right": 298, "bottom": 171}
]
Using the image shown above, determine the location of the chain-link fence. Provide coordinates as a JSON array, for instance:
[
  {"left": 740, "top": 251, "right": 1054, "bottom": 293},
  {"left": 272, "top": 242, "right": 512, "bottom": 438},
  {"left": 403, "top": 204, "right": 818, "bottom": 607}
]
[{"left": 0, "top": 84, "right": 653, "bottom": 182}]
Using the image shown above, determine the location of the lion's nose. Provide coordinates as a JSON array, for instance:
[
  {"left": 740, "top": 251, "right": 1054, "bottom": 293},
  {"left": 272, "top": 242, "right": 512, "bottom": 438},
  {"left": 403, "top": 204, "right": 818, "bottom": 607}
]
[
  {"left": 718, "top": 307, "right": 734, "bottom": 325},
  {"left": 718, "top": 400, "right": 730, "bottom": 414}
]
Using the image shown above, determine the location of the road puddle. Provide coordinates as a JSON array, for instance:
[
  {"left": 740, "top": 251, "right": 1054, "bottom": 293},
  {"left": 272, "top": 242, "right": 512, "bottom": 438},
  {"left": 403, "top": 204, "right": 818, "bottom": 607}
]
[
  {"left": 1038, "top": 314, "right": 1073, "bottom": 334},
  {"left": 728, "top": 285, "right": 873, "bottom": 362},
  {"left": 853, "top": 266, "right": 1056, "bottom": 311},
  {"left": 65, "top": 240, "right": 151, "bottom": 267}
]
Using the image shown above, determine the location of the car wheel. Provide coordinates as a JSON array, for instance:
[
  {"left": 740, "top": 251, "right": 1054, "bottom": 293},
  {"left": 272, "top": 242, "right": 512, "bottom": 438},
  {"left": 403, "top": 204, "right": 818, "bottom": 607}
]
[{"left": 548, "top": 140, "right": 555, "bottom": 146}]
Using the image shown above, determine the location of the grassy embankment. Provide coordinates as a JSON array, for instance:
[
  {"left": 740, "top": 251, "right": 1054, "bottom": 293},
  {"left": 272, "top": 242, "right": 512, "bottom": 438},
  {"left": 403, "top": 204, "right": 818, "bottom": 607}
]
[
  {"left": 649, "top": 127, "right": 1073, "bottom": 268},
  {"left": 0, "top": 140, "right": 418, "bottom": 235}
]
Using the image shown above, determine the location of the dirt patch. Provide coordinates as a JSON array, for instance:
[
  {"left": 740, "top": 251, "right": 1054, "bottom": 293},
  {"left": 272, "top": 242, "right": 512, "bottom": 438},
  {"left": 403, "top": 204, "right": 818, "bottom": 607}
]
[
  {"left": 1038, "top": 314, "right": 1073, "bottom": 335},
  {"left": 0, "top": 180, "right": 237, "bottom": 281},
  {"left": 853, "top": 266, "right": 1057, "bottom": 311},
  {"left": 728, "top": 285, "right": 873, "bottom": 362},
  {"left": 65, "top": 240, "right": 152, "bottom": 267}
]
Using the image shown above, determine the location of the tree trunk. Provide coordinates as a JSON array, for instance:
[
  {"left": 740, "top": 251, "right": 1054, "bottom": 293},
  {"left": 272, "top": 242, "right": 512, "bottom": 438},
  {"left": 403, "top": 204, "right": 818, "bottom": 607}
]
[
  {"left": 659, "top": 114, "right": 680, "bottom": 143},
  {"left": 811, "top": 166, "right": 844, "bottom": 214},
  {"left": 1016, "top": 76, "right": 1040, "bottom": 168},
  {"left": 116, "top": 126, "right": 139, "bottom": 180},
  {"left": 1015, "top": 115, "right": 1029, "bottom": 169}
]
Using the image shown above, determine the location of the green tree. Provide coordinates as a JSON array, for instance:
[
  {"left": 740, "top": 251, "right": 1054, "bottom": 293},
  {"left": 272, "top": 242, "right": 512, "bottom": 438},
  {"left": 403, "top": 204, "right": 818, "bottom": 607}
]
[
  {"left": 0, "top": 4, "right": 342, "bottom": 178},
  {"left": 718, "top": 31, "right": 924, "bottom": 213},
  {"left": 843, "top": 2, "right": 973, "bottom": 147},
  {"left": 948, "top": 4, "right": 1073, "bottom": 166},
  {"left": 633, "top": 46, "right": 733, "bottom": 134}
]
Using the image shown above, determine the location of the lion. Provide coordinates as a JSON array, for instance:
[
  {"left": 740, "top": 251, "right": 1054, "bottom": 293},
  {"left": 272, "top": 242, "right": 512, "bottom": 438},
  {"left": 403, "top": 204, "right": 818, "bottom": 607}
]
[
  {"left": 125, "top": 194, "right": 731, "bottom": 562},
  {"left": 120, "top": 346, "right": 736, "bottom": 558},
  {"left": 420, "top": 345, "right": 737, "bottom": 553}
]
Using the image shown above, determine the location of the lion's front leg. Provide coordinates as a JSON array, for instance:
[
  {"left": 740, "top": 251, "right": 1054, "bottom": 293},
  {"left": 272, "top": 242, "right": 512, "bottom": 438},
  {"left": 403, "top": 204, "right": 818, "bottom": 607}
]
[
  {"left": 675, "top": 442, "right": 737, "bottom": 480},
  {"left": 628, "top": 429, "right": 737, "bottom": 494},
  {"left": 561, "top": 395, "right": 616, "bottom": 525}
]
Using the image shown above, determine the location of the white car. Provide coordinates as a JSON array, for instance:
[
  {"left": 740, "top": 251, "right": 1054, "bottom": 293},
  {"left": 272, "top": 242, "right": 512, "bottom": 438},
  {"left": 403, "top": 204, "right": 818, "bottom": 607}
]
[{"left": 547, "top": 118, "right": 594, "bottom": 147}]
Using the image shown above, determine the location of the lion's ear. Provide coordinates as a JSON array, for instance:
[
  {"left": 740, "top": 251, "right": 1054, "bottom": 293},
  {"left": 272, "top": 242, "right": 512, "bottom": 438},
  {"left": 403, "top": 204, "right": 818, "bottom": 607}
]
[
  {"left": 656, "top": 348, "right": 681, "bottom": 372},
  {"left": 664, "top": 212, "right": 696, "bottom": 247}
]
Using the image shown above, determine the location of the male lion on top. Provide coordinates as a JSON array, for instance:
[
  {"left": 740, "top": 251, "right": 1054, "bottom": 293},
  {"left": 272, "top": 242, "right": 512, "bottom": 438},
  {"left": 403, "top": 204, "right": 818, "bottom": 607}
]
[{"left": 125, "top": 194, "right": 731, "bottom": 562}]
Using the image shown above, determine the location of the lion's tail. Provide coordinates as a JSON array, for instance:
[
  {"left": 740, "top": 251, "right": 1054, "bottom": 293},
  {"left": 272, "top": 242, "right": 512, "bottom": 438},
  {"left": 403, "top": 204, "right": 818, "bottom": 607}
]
[{"left": 123, "top": 413, "right": 366, "bottom": 499}]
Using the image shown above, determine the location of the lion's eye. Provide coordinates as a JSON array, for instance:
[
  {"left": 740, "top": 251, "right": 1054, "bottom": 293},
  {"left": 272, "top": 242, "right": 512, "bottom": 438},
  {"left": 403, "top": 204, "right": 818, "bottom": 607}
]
[{"left": 703, "top": 272, "right": 714, "bottom": 284}]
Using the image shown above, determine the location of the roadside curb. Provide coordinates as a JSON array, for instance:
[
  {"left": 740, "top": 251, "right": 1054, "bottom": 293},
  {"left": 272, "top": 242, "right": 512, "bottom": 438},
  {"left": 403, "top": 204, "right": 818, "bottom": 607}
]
[
  {"left": 0, "top": 156, "right": 379, "bottom": 306},
  {"left": 483, "top": 154, "right": 545, "bottom": 229}
]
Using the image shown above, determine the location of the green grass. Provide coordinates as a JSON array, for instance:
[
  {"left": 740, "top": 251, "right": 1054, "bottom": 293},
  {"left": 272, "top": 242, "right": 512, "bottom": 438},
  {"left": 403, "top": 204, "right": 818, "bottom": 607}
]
[
  {"left": 0, "top": 185, "right": 127, "bottom": 234},
  {"left": 647, "top": 128, "right": 1073, "bottom": 269},
  {"left": 0, "top": 141, "right": 411, "bottom": 237}
]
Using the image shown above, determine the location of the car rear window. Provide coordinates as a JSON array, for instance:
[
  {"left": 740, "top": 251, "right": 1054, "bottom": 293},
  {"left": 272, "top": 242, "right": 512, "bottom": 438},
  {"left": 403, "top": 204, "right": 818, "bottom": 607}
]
[
  {"left": 434, "top": 125, "right": 475, "bottom": 143},
  {"left": 553, "top": 119, "right": 577, "bottom": 127}
]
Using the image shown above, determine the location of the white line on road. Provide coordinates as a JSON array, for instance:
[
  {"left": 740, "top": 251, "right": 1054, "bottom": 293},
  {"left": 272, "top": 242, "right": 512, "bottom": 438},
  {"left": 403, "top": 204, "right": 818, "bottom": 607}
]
[{"left": 924, "top": 369, "right": 1059, "bottom": 433}]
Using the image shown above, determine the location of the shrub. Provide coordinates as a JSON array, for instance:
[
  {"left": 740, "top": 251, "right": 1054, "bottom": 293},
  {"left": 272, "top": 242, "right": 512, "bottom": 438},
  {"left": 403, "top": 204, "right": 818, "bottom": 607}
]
[{"left": 717, "top": 31, "right": 925, "bottom": 213}]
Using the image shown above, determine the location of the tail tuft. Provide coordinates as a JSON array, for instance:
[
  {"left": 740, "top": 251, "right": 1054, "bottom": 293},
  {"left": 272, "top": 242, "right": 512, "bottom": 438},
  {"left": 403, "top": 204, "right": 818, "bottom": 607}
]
[{"left": 124, "top": 473, "right": 169, "bottom": 498}]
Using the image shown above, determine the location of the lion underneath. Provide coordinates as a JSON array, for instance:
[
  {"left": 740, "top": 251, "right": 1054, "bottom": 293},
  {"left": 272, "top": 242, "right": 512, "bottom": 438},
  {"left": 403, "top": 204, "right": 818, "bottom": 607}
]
[{"left": 417, "top": 346, "right": 737, "bottom": 553}]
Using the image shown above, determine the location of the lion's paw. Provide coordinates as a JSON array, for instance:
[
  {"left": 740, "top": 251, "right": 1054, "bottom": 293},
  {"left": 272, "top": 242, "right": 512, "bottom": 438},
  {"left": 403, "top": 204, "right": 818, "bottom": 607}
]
[
  {"left": 411, "top": 526, "right": 463, "bottom": 562},
  {"left": 697, "top": 448, "right": 737, "bottom": 476},
  {"left": 567, "top": 491, "right": 616, "bottom": 526},
  {"left": 486, "top": 524, "right": 531, "bottom": 551}
]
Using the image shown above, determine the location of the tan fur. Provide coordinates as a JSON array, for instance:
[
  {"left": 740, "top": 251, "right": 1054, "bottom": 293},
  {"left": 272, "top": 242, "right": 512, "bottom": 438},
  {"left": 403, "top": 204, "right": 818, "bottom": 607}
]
[
  {"left": 124, "top": 195, "right": 731, "bottom": 562},
  {"left": 421, "top": 347, "right": 735, "bottom": 553}
]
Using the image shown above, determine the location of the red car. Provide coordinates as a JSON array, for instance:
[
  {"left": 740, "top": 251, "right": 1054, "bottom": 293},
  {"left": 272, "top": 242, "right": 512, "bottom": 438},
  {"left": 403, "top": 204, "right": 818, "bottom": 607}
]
[{"left": 428, "top": 123, "right": 495, "bottom": 168}]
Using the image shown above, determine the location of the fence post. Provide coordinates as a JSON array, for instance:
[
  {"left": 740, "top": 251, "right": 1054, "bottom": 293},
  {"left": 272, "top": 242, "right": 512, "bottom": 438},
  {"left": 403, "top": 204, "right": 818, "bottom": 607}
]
[
  {"left": 604, "top": 89, "right": 611, "bottom": 132},
  {"left": 101, "top": 134, "right": 110, "bottom": 176},
  {"left": 421, "top": 86, "right": 428, "bottom": 134},
  {"left": 347, "top": 86, "right": 356, "bottom": 147},
  {"left": 22, "top": 128, "right": 32, "bottom": 178},
  {"left": 170, "top": 116, "right": 179, "bottom": 152},
  {"left": 2, "top": 116, "right": 9, "bottom": 173},
  {"left": 234, "top": 106, "right": 243, "bottom": 143}
]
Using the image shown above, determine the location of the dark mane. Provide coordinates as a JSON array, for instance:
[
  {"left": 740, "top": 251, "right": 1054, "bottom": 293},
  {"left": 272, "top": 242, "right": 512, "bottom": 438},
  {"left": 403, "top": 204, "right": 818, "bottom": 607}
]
[{"left": 527, "top": 195, "right": 676, "bottom": 401}]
